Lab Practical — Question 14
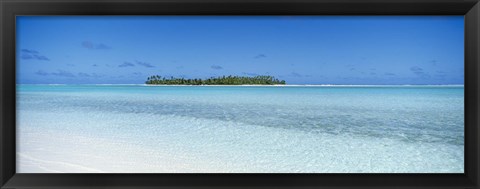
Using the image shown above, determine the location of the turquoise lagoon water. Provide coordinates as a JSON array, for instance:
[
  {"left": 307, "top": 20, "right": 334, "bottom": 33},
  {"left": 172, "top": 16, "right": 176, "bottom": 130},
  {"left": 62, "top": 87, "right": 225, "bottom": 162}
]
[{"left": 16, "top": 85, "right": 464, "bottom": 173}]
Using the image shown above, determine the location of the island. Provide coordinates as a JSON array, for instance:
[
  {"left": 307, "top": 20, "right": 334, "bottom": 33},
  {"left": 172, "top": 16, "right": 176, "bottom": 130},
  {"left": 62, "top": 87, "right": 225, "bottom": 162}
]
[{"left": 146, "top": 75, "right": 286, "bottom": 85}]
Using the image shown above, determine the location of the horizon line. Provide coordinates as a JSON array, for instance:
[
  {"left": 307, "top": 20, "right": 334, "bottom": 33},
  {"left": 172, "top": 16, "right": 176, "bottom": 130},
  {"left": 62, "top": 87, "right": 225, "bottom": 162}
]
[{"left": 16, "top": 84, "right": 465, "bottom": 86}]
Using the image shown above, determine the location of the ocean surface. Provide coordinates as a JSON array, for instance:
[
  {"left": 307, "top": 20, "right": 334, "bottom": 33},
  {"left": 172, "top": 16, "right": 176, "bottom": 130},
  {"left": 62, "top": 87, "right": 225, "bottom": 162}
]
[{"left": 16, "top": 85, "right": 464, "bottom": 173}]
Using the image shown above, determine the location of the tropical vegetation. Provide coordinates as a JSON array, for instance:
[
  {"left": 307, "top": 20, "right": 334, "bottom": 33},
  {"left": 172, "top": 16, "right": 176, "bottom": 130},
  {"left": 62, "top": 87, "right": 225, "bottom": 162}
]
[{"left": 146, "top": 75, "right": 286, "bottom": 85}]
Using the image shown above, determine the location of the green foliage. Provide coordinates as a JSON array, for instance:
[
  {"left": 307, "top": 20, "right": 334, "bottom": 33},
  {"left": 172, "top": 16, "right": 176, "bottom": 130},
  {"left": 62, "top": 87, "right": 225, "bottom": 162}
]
[{"left": 145, "top": 75, "right": 286, "bottom": 85}]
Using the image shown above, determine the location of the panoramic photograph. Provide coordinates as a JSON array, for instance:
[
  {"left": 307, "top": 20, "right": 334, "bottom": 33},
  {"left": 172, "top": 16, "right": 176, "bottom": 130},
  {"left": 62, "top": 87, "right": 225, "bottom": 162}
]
[{"left": 16, "top": 16, "right": 464, "bottom": 173}]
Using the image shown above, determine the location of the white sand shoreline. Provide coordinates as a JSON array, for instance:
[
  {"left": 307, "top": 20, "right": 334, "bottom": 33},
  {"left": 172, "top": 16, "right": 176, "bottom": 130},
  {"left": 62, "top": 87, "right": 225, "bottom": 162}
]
[
  {"left": 17, "top": 84, "right": 465, "bottom": 87},
  {"left": 17, "top": 109, "right": 465, "bottom": 173}
]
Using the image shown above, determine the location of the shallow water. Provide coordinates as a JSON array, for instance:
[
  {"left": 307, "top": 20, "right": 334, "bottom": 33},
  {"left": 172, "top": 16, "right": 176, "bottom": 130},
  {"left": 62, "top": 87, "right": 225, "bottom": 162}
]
[{"left": 16, "top": 85, "right": 464, "bottom": 173}]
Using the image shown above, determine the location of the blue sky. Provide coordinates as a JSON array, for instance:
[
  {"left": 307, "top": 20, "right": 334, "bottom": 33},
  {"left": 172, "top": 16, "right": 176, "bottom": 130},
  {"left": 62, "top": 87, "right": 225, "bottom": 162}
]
[{"left": 17, "top": 16, "right": 464, "bottom": 85}]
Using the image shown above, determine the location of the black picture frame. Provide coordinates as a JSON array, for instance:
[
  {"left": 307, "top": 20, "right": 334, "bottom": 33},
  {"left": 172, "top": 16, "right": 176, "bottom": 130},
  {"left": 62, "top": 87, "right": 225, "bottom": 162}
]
[{"left": 1, "top": 0, "right": 479, "bottom": 188}]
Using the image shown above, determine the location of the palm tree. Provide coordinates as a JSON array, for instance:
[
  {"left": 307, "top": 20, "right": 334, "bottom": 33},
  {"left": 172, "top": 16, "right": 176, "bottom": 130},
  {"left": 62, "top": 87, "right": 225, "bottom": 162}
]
[{"left": 145, "top": 75, "right": 286, "bottom": 85}]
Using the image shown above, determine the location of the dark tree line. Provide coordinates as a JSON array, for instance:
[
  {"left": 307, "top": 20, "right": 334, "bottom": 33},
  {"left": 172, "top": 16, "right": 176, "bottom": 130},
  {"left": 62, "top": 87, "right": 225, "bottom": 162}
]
[{"left": 146, "top": 75, "right": 286, "bottom": 85}]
